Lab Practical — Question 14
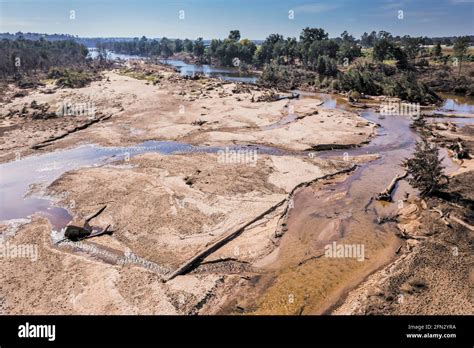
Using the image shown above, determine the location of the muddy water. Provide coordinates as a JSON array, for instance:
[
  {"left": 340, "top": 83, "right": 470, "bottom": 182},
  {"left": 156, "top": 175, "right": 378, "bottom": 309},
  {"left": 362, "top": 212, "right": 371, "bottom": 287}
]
[
  {"left": 424, "top": 93, "right": 474, "bottom": 126},
  {"left": 437, "top": 93, "right": 474, "bottom": 115},
  {"left": 248, "top": 94, "right": 471, "bottom": 315},
  {"left": 0, "top": 87, "right": 471, "bottom": 311}
]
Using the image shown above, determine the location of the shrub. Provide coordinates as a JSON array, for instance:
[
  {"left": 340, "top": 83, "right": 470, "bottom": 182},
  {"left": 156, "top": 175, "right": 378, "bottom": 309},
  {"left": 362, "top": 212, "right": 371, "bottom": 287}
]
[
  {"left": 338, "top": 62, "right": 439, "bottom": 105},
  {"left": 404, "top": 138, "right": 448, "bottom": 196},
  {"left": 258, "top": 64, "right": 317, "bottom": 89},
  {"left": 382, "top": 73, "right": 440, "bottom": 105},
  {"left": 338, "top": 63, "right": 384, "bottom": 95},
  {"left": 48, "top": 68, "right": 95, "bottom": 88}
]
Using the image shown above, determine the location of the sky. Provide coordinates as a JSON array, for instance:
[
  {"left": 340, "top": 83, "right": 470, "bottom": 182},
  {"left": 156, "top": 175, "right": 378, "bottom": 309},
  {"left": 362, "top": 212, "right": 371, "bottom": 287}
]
[{"left": 0, "top": 0, "right": 473, "bottom": 39}]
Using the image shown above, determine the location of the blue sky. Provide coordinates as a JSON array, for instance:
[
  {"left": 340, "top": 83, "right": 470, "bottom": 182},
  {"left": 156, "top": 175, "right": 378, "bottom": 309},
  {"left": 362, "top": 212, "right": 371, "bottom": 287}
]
[{"left": 0, "top": 0, "right": 473, "bottom": 39}]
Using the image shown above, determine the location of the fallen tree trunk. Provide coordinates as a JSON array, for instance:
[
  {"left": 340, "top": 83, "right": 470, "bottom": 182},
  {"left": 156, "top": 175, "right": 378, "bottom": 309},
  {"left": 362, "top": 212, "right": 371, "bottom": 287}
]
[
  {"left": 364, "top": 197, "right": 374, "bottom": 212},
  {"left": 449, "top": 215, "right": 474, "bottom": 232},
  {"left": 449, "top": 141, "right": 470, "bottom": 160},
  {"left": 274, "top": 92, "right": 300, "bottom": 101},
  {"left": 82, "top": 224, "right": 113, "bottom": 240},
  {"left": 308, "top": 143, "right": 359, "bottom": 151},
  {"left": 430, "top": 208, "right": 451, "bottom": 227},
  {"left": 31, "top": 114, "right": 112, "bottom": 149},
  {"left": 165, "top": 165, "right": 357, "bottom": 281},
  {"left": 165, "top": 199, "right": 287, "bottom": 281},
  {"left": 376, "top": 171, "right": 408, "bottom": 202},
  {"left": 429, "top": 208, "right": 474, "bottom": 231}
]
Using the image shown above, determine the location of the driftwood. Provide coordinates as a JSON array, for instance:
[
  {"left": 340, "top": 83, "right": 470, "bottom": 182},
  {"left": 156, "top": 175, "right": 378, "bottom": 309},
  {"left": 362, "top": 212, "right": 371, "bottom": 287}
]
[
  {"left": 56, "top": 205, "right": 110, "bottom": 244},
  {"left": 85, "top": 205, "right": 107, "bottom": 223},
  {"left": 297, "top": 252, "right": 325, "bottom": 266},
  {"left": 31, "top": 114, "right": 112, "bottom": 149},
  {"left": 395, "top": 245, "right": 403, "bottom": 254},
  {"left": 431, "top": 208, "right": 474, "bottom": 231},
  {"left": 309, "top": 143, "right": 357, "bottom": 151},
  {"left": 63, "top": 225, "right": 91, "bottom": 241},
  {"left": 165, "top": 165, "right": 358, "bottom": 281},
  {"left": 82, "top": 224, "right": 113, "bottom": 240},
  {"left": 430, "top": 208, "right": 451, "bottom": 227},
  {"left": 364, "top": 197, "right": 374, "bottom": 212},
  {"left": 165, "top": 199, "right": 288, "bottom": 281},
  {"left": 63, "top": 223, "right": 112, "bottom": 242},
  {"left": 256, "top": 91, "right": 299, "bottom": 102},
  {"left": 376, "top": 214, "right": 399, "bottom": 225},
  {"left": 376, "top": 171, "right": 408, "bottom": 202},
  {"left": 450, "top": 215, "right": 474, "bottom": 232},
  {"left": 275, "top": 92, "right": 300, "bottom": 101}
]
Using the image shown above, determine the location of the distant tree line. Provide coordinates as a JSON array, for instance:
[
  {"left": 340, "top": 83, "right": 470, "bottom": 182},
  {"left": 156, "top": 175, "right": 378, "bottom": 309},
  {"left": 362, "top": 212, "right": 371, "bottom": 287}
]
[
  {"left": 1, "top": 30, "right": 471, "bottom": 100},
  {"left": 97, "top": 28, "right": 472, "bottom": 74},
  {"left": 97, "top": 36, "right": 198, "bottom": 58}
]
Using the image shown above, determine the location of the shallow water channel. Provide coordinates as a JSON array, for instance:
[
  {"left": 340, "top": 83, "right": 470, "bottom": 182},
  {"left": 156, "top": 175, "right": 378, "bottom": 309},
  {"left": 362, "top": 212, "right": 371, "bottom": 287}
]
[
  {"left": 0, "top": 64, "right": 472, "bottom": 285},
  {"left": 244, "top": 93, "right": 473, "bottom": 314},
  {"left": 0, "top": 141, "right": 283, "bottom": 230},
  {"left": 0, "top": 93, "right": 471, "bottom": 236}
]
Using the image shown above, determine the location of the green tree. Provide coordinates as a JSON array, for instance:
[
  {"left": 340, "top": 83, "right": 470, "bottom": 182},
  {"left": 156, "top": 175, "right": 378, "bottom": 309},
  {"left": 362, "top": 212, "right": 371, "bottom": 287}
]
[
  {"left": 300, "top": 27, "right": 328, "bottom": 43},
  {"left": 174, "top": 39, "right": 183, "bottom": 53},
  {"left": 282, "top": 37, "right": 298, "bottom": 65},
  {"left": 401, "top": 36, "right": 423, "bottom": 60},
  {"left": 228, "top": 30, "right": 241, "bottom": 42},
  {"left": 299, "top": 27, "right": 329, "bottom": 66},
  {"left": 255, "top": 34, "right": 284, "bottom": 66},
  {"left": 160, "top": 37, "right": 173, "bottom": 57},
  {"left": 183, "top": 39, "right": 194, "bottom": 53},
  {"left": 193, "top": 37, "right": 205, "bottom": 62},
  {"left": 138, "top": 36, "right": 148, "bottom": 55},
  {"left": 432, "top": 43, "right": 442, "bottom": 57},
  {"left": 405, "top": 137, "right": 447, "bottom": 196},
  {"left": 453, "top": 36, "right": 470, "bottom": 75},
  {"left": 316, "top": 55, "right": 338, "bottom": 76},
  {"left": 360, "top": 31, "right": 377, "bottom": 48},
  {"left": 373, "top": 38, "right": 392, "bottom": 61},
  {"left": 338, "top": 31, "right": 361, "bottom": 64}
]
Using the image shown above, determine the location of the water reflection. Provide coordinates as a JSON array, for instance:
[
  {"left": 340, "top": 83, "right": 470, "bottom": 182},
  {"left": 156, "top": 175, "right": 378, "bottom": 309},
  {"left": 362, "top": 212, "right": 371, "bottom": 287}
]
[{"left": 161, "top": 59, "right": 258, "bottom": 83}]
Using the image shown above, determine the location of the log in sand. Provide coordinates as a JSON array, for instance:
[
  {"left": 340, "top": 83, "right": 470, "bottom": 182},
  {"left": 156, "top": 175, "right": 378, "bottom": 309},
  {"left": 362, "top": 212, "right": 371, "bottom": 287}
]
[
  {"left": 31, "top": 114, "right": 112, "bottom": 149},
  {"left": 376, "top": 171, "right": 408, "bottom": 202},
  {"left": 165, "top": 165, "right": 357, "bottom": 281}
]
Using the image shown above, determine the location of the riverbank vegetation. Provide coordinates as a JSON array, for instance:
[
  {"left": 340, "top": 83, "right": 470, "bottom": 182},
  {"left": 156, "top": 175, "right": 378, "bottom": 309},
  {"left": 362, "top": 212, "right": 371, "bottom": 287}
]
[
  {"left": 0, "top": 37, "right": 106, "bottom": 89},
  {"left": 405, "top": 137, "right": 448, "bottom": 196},
  {"left": 1, "top": 29, "right": 473, "bottom": 102},
  {"left": 95, "top": 28, "right": 473, "bottom": 103}
]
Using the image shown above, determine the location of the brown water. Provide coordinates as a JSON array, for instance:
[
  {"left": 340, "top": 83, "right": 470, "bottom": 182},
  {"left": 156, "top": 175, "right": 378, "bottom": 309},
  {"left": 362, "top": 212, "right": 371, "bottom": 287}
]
[
  {"left": 248, "top": 93, "right": 471, "bottom": 314},
  {"left": 438, "top": 93, "right": 474, "bottom": 114},
  {"left": 0, "top": 87, "right": 471, "bottom": 315}
]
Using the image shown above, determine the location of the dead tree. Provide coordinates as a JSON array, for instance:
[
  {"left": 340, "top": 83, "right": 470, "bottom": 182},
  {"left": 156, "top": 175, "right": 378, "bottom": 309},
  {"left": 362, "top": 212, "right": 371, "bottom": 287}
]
[{"left": 376, "top": 171, "right": 408, "bottom": 202}]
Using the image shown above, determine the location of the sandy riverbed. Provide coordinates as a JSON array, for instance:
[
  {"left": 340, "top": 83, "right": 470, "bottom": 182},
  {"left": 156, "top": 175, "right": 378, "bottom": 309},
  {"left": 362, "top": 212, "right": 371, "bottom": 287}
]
[
  {"left": 0, "top": 63, "right": 381, "bottom": 314},
  {"left": 333, "top": 122, "right": 474, "bottom": 315}
]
